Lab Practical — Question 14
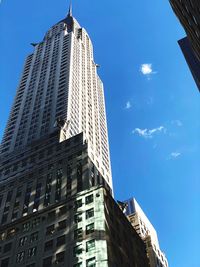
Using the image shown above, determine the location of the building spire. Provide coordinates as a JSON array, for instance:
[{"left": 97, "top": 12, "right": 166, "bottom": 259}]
[{"left": 68, "top": 0, "right": 72, "bottom": 17}]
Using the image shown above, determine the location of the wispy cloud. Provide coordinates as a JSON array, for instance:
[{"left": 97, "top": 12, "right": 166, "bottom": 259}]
[
  {"left": 132, "top": 126, "right": 166, "bottom": 139},
  {"left": 125, "top": 101, "right": 132, "bottom": 109},
  {"left": 171, "top": 120, "right": 183, "bottom": 127},
  {"left": 140, "top": 63, "right": 157, "bottom": 79},
  {"left": 169, "top": 152, "right": 181, "bottom": 159},
  {"left": 146, "top": 96, "right": 154, "bottom": 106}
]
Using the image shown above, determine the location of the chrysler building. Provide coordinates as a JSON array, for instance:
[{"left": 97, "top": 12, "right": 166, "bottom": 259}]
[{"left": 0, "top": 6, "right": 112, "bottom": 189}]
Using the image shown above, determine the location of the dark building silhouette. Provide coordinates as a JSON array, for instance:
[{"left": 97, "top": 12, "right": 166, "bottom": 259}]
[
  {"left": 169, "top": 0, "right": 200, "bottom": 61},
  {"left": 169, "top": 1, "right": 200, "bottom": 92},
  {"left": 178, "top": 37, "right": 200, "bottom": 92}
]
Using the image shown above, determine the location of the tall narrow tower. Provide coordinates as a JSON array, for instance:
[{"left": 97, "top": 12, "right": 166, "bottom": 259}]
[{"left": 0, "top": 7, "right": 112, "bottom": 189}]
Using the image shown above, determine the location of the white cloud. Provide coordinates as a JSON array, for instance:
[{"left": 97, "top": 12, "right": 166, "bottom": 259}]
[
  {"left": 125, "top": 101, "right": 131, "bottom": 109},
  {"left": 140, "top": 64, "right": 153, "bottom": 75},
  {"left": 171, "top": 120, "right": 183, "bottom": 127},
  {"left": 170, "top": 152, "right": 181, "bottom": 158},
  {"left": 132, "top": 126, "right": 166, "bottom": 139},
  {"left": 140, "top": 64, "right": 157, "bottom": 79}
]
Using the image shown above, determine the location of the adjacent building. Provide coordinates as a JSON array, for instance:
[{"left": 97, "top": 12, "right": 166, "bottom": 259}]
[
  {"left": 124, "top": 198, "right": 168, "bottom": 267},
  {"left": 169, "top": 0, "right": 200, "bottom": 61},
  {"left": 0, "top": 181, "right": 150, "bottom": 267},
  {"left": 178, "top": 37, "right": 200, "bottom": 91},
  {"left": 169, "top": 0, "right": 200, "bottom": 92}
]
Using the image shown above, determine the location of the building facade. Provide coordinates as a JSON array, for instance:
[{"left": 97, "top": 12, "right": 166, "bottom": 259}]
[
  {"left": 178, "top": 37, "right": 200, "bottom": 91},
  {"left": 169, "top": 0, "right": 200, "bottom": 92},
  {"left": 0, "top": 183, "right": 150, "bottom": 267},
  {"left": 124, "top": 198, "right": 168, "bottom": 267},
  {"left": 0, "top": 7, "right": 112, "bottom": 189},
  {"left": 169, "top": 0, "right": 200, "bottom": 61}
]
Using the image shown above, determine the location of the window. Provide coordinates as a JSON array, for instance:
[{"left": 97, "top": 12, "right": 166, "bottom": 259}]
[
  {"left": 75, "top": 199, "right": 82, "bottom": 209},
  {"left": 30, "top": 232, "right": 38, "bottom": 243},
  {"left": 56, "top": 252, "right": 65, "bottom": 263},
  {"left": 73, "top": 245, "right": 82, "bottom": 257},
  {"left": 58, "top": 220, "right": 66, "bottom": 231},
  {"left": 3, "top": 242, "right": 12, "bottom": 253},
  {"left": 74, "top": 213, "right": 82, "bottom": 223},
  {"left": 56, "top": 235, "right": 65, "bottom": 247},
  {"left": 48, "top": 211, "right": 56, "bottom": 220},
  {"left": 74, "top": 228, "right": 82, "bottom": 240},
  {"left": 44, "top": 240, "right": 53, "bottom": 251},
  {"left": 28, "top": 247, "right": 37, "bottom": 258},
  {"left": 86, "top": 240, "right": 95, "bottom": 252},
  {"left": 86, "top": 223, "right": 94, "bottom": 235},
  {"left": 86, "top": 257, "right": 96, "bottom": 267},
  {"left": 86, "top": 208, "right": 94, "bottom": 219},
  {"left": 46, "top": 225, "right": 55, "bottom": 235},
  {"left": 86, "top": 194, "right": 93, "bottom": 205},
  {"left": 23, "top": 222, "right": 31, "bottom": 232},
  {"left": 1, "top": 258, "right": 9, "bottom": 267},
  {"left": 16, "top": 251, "right": 25, "bottom": 263},
  {"left": 43, "top": 256, "right": 52, "bottom": 267},
  {"left": 19, "top": 236, "right": 28, "bottom": 247},
  {"left": 59, "top": 205, "right": 67, "bottom": 216}
]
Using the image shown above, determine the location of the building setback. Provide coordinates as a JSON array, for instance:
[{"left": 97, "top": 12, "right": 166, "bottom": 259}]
[
  {"left": 169, "top": 0, "right": 200, "bottom": 92},
  {"left": 124, "top": 198, "right": 168, "bottom": 267},
  {"left": 0, "top": 181, "right": 149, "bottom": 266}
]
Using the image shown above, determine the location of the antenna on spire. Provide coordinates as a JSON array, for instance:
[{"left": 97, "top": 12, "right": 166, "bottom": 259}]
[{"left": 68, "top": 0, "right": 72, "bottom": 17}]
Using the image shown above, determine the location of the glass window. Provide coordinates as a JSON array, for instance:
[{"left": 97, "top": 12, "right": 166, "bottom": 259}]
[
  {"left": 86, "top": 208, "right": 94, "bottom": 219},
  {"left": 16, "top": 251, "right": 25, "bottom": 263},
  {"left": 56, "top": 235, "right": 65, "bottom": 247},
  {"left": 56, "top": 251, "right": 65, "bottom": 263},
  {"left": 19, "top": 236, "right": 28, "bottom": 247},
  {"left": 86, "top": 223, "right": 94, "bottom": 235},
  {"left": 74, "top": 213, "right": 82, "bottom": 223},
  {"left": 23, "top": 222, "right": 31, "bottom": 232},
  {"left": 86, "top": 257, "right": 96, "bottom": 267},
  {"left": 58, "top": 220, "right": 66, "bottom": 231},
  {"left": 85, "top": 194, "right": 93, "bottom": 205},
  {"left": 86, "top": 240, "right": 95, "bottom": 252},
  {"left": 28, "top": 247, "right": 37, "bottom": 258},
  {"left": 46, "top": 225, "right": 55, "bottom": 235},
  {"left": 73, "top": 244, "right": 82, "bottom": 257},
  {"left": 75, "top": 199, "right": 82, "bottom": 208},
  {"left": 30, "top": 232, "right": 38, "bottom": 243},
  {"left": 74, "top": 228, "right": 82, "bottom": 240}
]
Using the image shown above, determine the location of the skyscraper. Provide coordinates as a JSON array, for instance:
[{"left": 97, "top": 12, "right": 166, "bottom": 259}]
[
  {"left": 178, "top": 37, "right": 200, "bottom": 92},
  {"left": 124, "top": 198, "right": 168, "bottom": 267},
  {"left": 0, "top": 4, "right": 151, "bottom": 267},
  {"left": 169, "top": 0, "right": 200, "bottom": 92},
  {"left": 0, "top": 6, "right": 112, "bottom": 189},
  {"left": 169, "top": 0, "right": 200, "bottom": 61}
]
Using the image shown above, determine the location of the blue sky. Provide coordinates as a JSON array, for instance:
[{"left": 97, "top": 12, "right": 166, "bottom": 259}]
[{"left": 0, "top": 1, "right": 199, "bottom": 266}]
